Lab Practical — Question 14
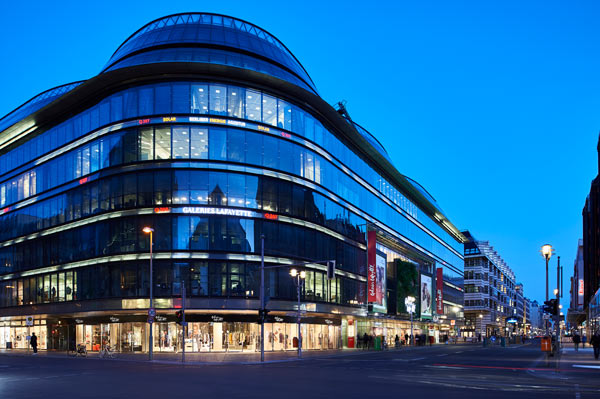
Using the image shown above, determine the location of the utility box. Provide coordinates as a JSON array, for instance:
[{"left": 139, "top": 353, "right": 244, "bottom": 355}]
[{"left": 541, "top": 337, "right": 552, "bottom": 352}]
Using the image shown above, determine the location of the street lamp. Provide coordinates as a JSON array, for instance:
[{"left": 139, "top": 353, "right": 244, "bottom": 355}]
[
  {"left": 478, "top": 314, "right": 483, "bottom": 340},
  {"left": 452, "top": 306, "right": 460, "bottom": 344},
  {"left": 142, "top": 226, "right": 154, "bottom": 361},
  {"left": 290, "top": 268, "right": 306, "bottom": 358},
  {"left": 405, "top": 296, "right": 416, "bottom": 346},
  {"left": 541, "top": 244, "right": 553, "bottom": 301}
]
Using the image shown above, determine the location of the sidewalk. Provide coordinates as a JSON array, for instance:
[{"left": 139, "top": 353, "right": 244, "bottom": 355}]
[
  {"left": 558, "top": 342, "right": 600, "bottom": 369},
  {"left": 0, "top": 343, "right": 473, "bottom": 365}
]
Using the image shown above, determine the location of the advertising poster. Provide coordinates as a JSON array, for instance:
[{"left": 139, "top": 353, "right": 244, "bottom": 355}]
[
  {"left": 373, "top": 252, "right": 387, "bottom": 313},
  {"left": 420, "top": 274, "right": 432, "bottom": 317},
  {"left": 367, "top": 231, "right": 377, "bottom": 303},
  {"left": 396, "top": 259, "right": 418, "bottom": 315},
  {"left": 436, "top": 267, "right": 444, "bottom": 314}
]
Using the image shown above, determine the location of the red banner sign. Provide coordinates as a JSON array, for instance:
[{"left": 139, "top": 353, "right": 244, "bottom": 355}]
[
  {"left": 436, "top": 267, "right": 444, "bottom": 314},
  {"left": 367, "top": 231, "right": 377, "bottom": 303}
]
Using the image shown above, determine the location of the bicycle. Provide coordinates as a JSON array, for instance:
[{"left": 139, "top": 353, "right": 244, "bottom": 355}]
[
  {"left": 99, "top": 345, "right": 116, "bottom": 359},
  {"left": 68, "top": 343, "right": 87, "bottom": 357}
]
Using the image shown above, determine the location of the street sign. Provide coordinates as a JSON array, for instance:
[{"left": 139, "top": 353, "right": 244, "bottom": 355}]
[
  {"left": 147, "top": 316, "right": 154, "bottom": 324},
  {"left": 25, "top": 316, "right": 33, "bottom": 326},
  {"left": 148, "top": 308, "right": 156, "bottom": 317}
]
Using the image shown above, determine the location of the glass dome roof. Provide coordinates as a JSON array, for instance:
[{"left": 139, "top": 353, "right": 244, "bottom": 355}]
[{"left": 103, "top": 13, "right": 317, "bottom": 93}]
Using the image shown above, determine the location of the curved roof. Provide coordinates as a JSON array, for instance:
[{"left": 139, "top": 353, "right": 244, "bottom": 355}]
[
  {"left": 103, "top": 13, "right": 317, "bottom": 93},
  {"left": 0, "top": 81, "right": 83, "bottom": 134}
]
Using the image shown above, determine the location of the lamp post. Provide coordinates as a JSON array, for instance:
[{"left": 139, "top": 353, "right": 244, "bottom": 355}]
[
  {"left": 142, "top": 226, "right": 154, "bottom": 361},
  {"left": 478, "top": 314, "right": 483, "bottom": 339},
  {"left": 541, "top": 244, "right": 552, "bottom": 337},
  {"left": 290, "top": 268, "right": 306, "bottom": 358},
  {"left": 452, "top": 306, "right": 460, "bottom": 344},
  {"left": 405, "top": 296, "right": 416, "bottom": 346},
  {"left": 541, "top": 244, "right": 552, "bottom": 301},
  {"left": 259, "top": 234, "right": 265, "bottom": 362}
]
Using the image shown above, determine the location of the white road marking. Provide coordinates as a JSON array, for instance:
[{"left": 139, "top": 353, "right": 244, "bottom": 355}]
[{"left": 572, "top": 365, "right": 600, "bottom": 369}]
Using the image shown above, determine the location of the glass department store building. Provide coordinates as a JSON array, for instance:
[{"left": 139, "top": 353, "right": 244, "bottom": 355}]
[{"left": 0, "top": 13, "right": 465, "bottom": 353}]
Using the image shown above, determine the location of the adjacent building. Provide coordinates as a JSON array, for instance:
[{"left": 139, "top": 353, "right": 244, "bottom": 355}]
[
  {"left": 568, "top": 239, "right": 586, "bottom": 329},
  {"left": 0, "top": 13, "right": 465, "bottom": 352},
  {"left": 462, "top": 231, "right": 519, "bottom": 337},
  {"left": 583, "top": 136, "right": 600, "bottom": 334},
  {"left": 529, "top": 300, "right": 544, "bottom": 334}
]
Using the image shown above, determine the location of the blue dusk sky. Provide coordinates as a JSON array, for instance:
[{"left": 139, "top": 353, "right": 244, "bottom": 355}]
[{"left": 1, "top": 1, "right": 598, "bottom": 308}]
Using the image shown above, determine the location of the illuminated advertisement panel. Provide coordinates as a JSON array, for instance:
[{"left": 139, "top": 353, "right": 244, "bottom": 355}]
[
  {"left": 420, "top": 274, "right": 432, "bottom": 317},
  {"left": 367, "top": 231, "right": 386, "bottom": 313},
  {"left": 367, "top": 231, "right": 377, "bottom": 303},
  {"left": 373, "top": 252, "right": 387, "bottom": 313}
]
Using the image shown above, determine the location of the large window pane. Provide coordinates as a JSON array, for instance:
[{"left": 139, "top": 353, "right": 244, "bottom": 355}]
[
  {"left": 191, "top": 84, "right": 208, "bottom": 114},
  {"left": 227, "top": 129, "right": 245, "bottom": 163},
  {"left": 227, "top": 86, "right": 244, "bottom": 118},
  {"left": 209, "top": 127, "right": 226, "bottom": 161},
  {"left": 139, "top": 127, "right": 154, "bottom": 160},
  {"left": 155, "top": 127, "right": 171, "bottom": 160},
  {"left": 172, "top": 83, "right": 190, "bottom": 114},
  {"left": 262, "top": 94, "right": 277, "bottom": 126},
  {"left": 245, "top": 90, "right": 261, "bottom": 121},
  {"left": 190, "top": 127, "right": 208, "bottom": 159},
  {"left": 209, "top": 84, "right": 227, "bottom": 115},
  {"left": 155, "top": 84, "right": 171, "bottom": 114},
  {"left": 172, "top": 126, "right": 190, "bottom": 159},
  {"left": 139, "top": 87, "right": 154, "bottom": 115},
  {"left": 190, "top": 217, "right": 209, "bottom": 250}
]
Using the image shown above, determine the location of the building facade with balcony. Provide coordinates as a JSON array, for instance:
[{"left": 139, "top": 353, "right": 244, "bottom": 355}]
[
  {"left": 0, "top": 13, "right": 465, "bottom": 353},
  {"left": 462, "top": 231, "right": 517, "bottom": 338}
]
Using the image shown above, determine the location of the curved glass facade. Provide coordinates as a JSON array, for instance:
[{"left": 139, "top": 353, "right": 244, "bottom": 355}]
[
  {"left": 0, "top": 13, "right": 463, "bottom": 353},
  {"left": 104, "top": 13, "right": 316, "bottom": 92}
]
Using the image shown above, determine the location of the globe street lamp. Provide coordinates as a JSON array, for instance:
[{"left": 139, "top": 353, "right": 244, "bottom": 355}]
[
  {"left": 405, "top": 296, "right": 416, "bottom": 346},
  {"left": 142, "top": 226, "right": 154, "bottom": 361},
  {"left": 478, "top": 314, "right": 483, "bottom": 339},
  {"left": 452, "top": 306, "right": 460, "bottom": 344},
  {"left": 541, "top": 244, "right": 553, "bottom": 301},
  {"left": 290, "top": 268, "right": 306, "bottom": 358}
]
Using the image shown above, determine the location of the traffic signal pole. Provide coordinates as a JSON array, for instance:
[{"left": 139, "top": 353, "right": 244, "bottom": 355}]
[
  {"left": 182, "top": 281, "right": 186, "bottom": 364},
  {"left": 555, "top": 257, "right": 560, "bottom": 352},
  {"left": 260, "top": 235, "right": 265, "bottom": 363}
]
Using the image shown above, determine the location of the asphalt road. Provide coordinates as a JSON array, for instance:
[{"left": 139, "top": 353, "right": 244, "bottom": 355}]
[{"left": 0, "top": 341, "right": 598, "bottom": 398}]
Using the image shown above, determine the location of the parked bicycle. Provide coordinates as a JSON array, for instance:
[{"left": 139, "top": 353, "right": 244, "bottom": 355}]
[
  {"left": 68, "top": 343, "right": 87, "bottom": 357},
  {"left": 99, "top": 345, "right": 116, "bottom": 359}
]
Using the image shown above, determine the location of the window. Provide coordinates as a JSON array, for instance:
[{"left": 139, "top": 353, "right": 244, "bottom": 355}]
[
  {"left": 227, "top": 86, "right": 244, "bottom": 118},
  {"left": 245, "top": 90, "right": 261, "bottom": 121},
  {"left": 190, "top": 127, "right": 208, "bottom": 159},
  {"left": 172, "top": 126, "right": 190, "bottom": 159},
  {"left": 139, "top": 127, "right": 154, "bottom": 160},
  {"left": 191, "top": 84, "right": 208, "bottom": 114},
  {"left": 210, "top": 85, "right": 227, "bottom": 115},
  {"left": 155, "top": 127, "right": 171, "bottom": 159},
  {"left": 262, "top": 94, "right": 277, "bottom": 126}
]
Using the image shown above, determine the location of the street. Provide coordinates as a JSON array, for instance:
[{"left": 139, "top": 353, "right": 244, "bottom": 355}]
[{"left": 1, "top": 340, "right": 599, "bottom": 398}]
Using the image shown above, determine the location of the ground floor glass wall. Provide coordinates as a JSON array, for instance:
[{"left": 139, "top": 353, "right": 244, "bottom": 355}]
[{"left": 0, "top": 319, "right": 341, "bottom": 353}]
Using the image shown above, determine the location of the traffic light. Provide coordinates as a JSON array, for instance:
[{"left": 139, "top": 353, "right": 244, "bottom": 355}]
[
  {"left": 175, "top": 310, "right": 183, "bottom": 325},
  {"left": 543, "top": 299, "right": 558, "bottom": 316},
  {"left": 327, "top": 260, "right": 336, "bottom": 280}
]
